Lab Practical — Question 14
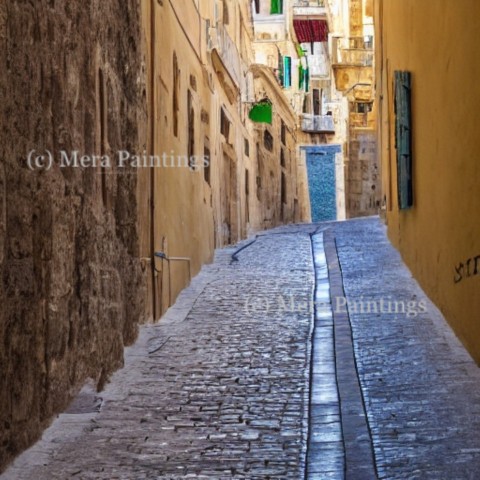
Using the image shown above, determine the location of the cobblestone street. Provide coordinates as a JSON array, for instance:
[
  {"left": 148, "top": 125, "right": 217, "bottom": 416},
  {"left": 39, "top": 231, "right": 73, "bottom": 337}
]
[{"left": 3, "top": 217, "right": 480, "bottom": 479}]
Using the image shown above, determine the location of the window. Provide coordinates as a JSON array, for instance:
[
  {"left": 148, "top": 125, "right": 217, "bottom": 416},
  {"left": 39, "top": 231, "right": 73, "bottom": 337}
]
[
  {"left": 220, "top": 107, "right": 231, "bottom": 143},
  {"left": 313, "top": 89, "right": 321, "bottom": 116},
  {"left": 256, "top": 143, "right": 262, "bottom": 201},
  {"left": 302, "top": 95, "right": 309, "bottom": 114},
  {"left": 281, "top": 172, "right": 287, "bottom": 204},
  {"left": 394, "top": 71, "right": 413, "bottom": 209},
  {"left": 187, "top": 90, "right": 195, "bottom": 160},
  {"left": 204, "top": 142, "right": 211, "bottom": 185},
  {"left": 263, "top": 130, "right": 274, "bottom": 152},
  {"left": 280, "top": 148, "right": 286, "bottom": 167},
  {"left": 282, "top": 56, "right": 292, "bottom": 88},
  {"left": 189, "top": 74, "right": 197, "bottom": 91},
  {"left": 354, "top": 102, "right": 373, "bottom": 114},
  {"left": 223, "top": 0, "right": 229, "bottom": 24},
  {"left": 245, "top": 169, "right": 250, "bottom": 222},
  {"left": 299, "top": 61, "right": 309, "bottom": 92},
  {"left": 244, "top": 138, "right": 250, "bottom": 157},
  {"left": 281, "top": 121, "right": 286, "bottom": 145},
  {"left": 173, "top": 52, "right": 180, "bottom": 137}
]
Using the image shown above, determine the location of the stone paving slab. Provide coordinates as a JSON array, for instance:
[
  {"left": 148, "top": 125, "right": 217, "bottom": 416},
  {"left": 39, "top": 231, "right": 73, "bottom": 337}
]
[
  {"left": 1, "top": 230, "right": 316, "bottom": 480},
  {"left": 307, "top": 233, "right": 345, "bottom": 479}
]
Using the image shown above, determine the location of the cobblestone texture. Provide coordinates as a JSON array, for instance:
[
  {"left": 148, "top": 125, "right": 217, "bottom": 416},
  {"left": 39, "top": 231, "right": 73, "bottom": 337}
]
[
  {"left": 2, "top": 230, "right": 316, "bottom": 480},
  {"left": 4, "top": 217, "right": 480, "bottom": 480},
  {"left": 332, "top": 217, "right": 480, "bottom": 480}
]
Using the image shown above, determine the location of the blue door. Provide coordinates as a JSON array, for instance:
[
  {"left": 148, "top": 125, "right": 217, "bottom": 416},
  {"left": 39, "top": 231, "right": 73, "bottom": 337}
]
[{"left": 306, "top": 152, "right": 337, "bottom": 222}]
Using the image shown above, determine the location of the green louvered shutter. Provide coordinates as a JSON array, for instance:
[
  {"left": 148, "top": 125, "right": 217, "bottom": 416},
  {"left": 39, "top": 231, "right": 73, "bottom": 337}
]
[
  {"left": 299, "top": 64, "right": 304, "bottom": 90},
  {"left": 394, "top": 71, "right": 413, "bottom": 209},
  {"left": 298, "top": 64, "right": 309, "bottom": 92},
  {"left": 283, "top": 56, "right": 292, "bottom": 87},
  {"left": 271, "top": 0, "right": 283, "bottom": 14}
]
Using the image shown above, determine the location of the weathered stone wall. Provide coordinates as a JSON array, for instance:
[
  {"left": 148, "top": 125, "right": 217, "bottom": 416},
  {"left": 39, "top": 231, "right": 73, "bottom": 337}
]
[
  {"left": 0, "top": 0, "right": 146, "bottom": 470},
  {"left": 346, "top": 129, "right": 380, "bottom": 217}
]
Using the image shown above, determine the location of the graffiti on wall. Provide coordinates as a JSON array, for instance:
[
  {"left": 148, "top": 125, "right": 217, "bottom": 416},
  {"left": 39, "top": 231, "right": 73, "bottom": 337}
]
[{"left": 454, "top": 255, "right": 480, "bottom": 284}]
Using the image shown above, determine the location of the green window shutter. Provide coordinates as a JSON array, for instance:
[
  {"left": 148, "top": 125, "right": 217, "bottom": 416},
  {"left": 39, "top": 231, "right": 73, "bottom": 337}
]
[
  {"left": 283, "top": 56, "right": 292, "bottom": 88},
  {"left": 249, "top": 101, "right": 273, "bottom": 124},
  {"left": 394, "top": 71, "right": 413, "bottom": 209},
  {"left": 298, "top": 62, "right": 309, "bottom": 91},
  {"left": 271, "top": 0, "right": 283, "bottom": 14},
  {"left": 299, "top": 64, "right": 304, "bottom": 90}
]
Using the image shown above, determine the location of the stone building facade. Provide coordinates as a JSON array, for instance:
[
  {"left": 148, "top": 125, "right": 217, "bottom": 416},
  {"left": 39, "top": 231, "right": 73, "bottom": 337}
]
[
  {"left": 328, "top": 0, "right": 381, "bottom": 218},
  {"left": 140, "top": 0, "right": 309, "bottom": 320}
]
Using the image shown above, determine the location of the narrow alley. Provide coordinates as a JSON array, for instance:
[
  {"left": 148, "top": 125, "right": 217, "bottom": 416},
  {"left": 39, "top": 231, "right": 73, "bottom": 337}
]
[
  {"left": 3, "top": 218, "right": 480, "bottom": 479},
  {"left": 1, "top": 0, "right": 479, "bottom": 478}
]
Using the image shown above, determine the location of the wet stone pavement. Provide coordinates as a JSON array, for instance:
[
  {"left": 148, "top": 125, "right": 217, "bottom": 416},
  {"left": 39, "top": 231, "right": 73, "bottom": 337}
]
[{"left": 4, "top": 217, "right": 480, "bottom": 480}]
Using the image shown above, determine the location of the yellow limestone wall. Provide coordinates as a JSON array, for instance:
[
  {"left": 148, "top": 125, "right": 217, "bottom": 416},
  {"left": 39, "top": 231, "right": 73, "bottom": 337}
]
[
  {"left": 140, "top": 0, "right": 310, "bottom": 320},
  {"left": 375, "top": 0, "right": 480, "bottom": 361}
]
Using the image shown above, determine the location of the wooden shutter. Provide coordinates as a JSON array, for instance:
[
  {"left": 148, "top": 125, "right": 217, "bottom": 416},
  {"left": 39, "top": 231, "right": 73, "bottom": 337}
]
[
  {"left": 394, "top": 71, "right": 413, "bottom": 209},
  {"left": 283, "top": 56, "right": 292, "bottom": 88},
  {"left": 271, "top": 0, "right": 283, "bottom": 14}
]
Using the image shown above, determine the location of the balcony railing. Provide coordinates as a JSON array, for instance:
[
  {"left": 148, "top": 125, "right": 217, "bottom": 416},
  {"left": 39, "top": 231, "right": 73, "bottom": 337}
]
[
  {"left": 332, "top": 36, "right": 374, "bottom": 67},
  {"left": 293, "top": 0, "right": 327, "bottom": 17},
  {"left": 294, "top": 0, "right": 326, "bottom": 7},
  {"left": 301, "top": 114, "right": 335, "bottom": 133},
  {"left": 207, "top": 23, "right": 242, "bottom": 85},
  {"left": 336, "top": 49, "right": 373, "bottom": 66},
  {"left": 219, "top": 25, "right": 242, "bottom": 85}
]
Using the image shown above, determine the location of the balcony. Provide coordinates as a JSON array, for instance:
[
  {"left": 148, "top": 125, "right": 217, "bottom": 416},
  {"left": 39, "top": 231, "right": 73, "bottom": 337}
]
[
  {"left": 207, "top": 23, "right": 241, "bottom": 86},
  {"left": 218, "top": 25, "right": 241, "bottom": 85},
  {"left": 301, "top": 114, "right": 335, "bottom": 133},
  {"left": 293, "top": 0, "right": 327, "bottom": 17},
  {"left": 332, "top": 36, "right": 374, "bottom": 67}
]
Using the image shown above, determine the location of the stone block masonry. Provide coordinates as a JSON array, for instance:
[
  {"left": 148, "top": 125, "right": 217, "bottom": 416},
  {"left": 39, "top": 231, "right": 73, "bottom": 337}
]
[{"left": 0, "top": 0, "right": 147, "bottom": 470}]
